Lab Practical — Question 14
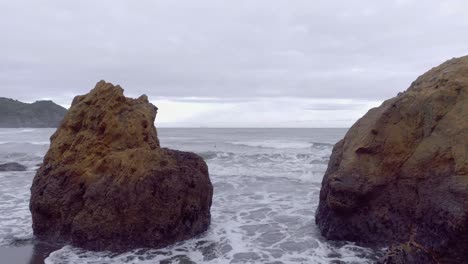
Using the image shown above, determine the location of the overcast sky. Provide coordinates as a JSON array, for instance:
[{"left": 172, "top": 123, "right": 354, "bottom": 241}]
[{"left": 1, "top": 0, "right": 468, "bottom": 127}]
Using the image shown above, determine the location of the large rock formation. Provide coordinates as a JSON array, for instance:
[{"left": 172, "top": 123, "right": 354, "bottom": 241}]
[
  {"left": 316, "top": 56, "right": 468, "bottom": 263},
  {"left": 30, "top": 81, "right": 213, "bottom": 250},
  {"left": 0, "top": 97, "right": 67, "bottom": 128}
]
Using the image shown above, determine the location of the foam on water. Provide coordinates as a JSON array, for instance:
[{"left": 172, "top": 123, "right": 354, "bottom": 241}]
[
  {"left": 202, "top": 152, "right": 330, "bottom": 183},
  {"left": 45, "top": 175, "right": 382, "bottom": 264},
  {"left": 0, "top": 171, "right": 35, "bottom": 246},
  {"left": 231, "top": 140, "right": 313, "bottom": 149},
  {"left": 0, "top": 128, "right": 385, "bottom": 263}
]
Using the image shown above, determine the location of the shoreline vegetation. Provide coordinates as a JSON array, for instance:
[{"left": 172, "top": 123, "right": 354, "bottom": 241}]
[{"left": 0, "top": 98, "right": 67, "bottom": 128}]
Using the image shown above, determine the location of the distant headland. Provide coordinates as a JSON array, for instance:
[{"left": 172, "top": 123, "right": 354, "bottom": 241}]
[{"left": 0, "top": 97, "right": 67, "bottom": 128}]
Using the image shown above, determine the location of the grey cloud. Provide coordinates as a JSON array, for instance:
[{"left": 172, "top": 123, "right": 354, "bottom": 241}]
[
  {"left": 1, "top": 0, "right": 468, "bottom": 106},
  {"left": 304, "top": 103, "right": 369, "bottom": 111},
  {"left": 154, "top": 97, "right": 256, "bottom": 104}
]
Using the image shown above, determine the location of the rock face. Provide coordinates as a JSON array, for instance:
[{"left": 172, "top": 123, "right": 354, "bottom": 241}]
[
  {"left": 0, "top": 162, "right": 27, "bottom": 171},
  {"left": 0, "top": 98, "right": 67, "bottom": 128},
  {"left": 30, "top": 81, "right": 213, "bottom": 250},
  {"left": 316, "top": 56, "right": 468, "bottom": 263}
]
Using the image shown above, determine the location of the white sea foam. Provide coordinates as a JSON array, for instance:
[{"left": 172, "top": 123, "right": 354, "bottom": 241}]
[
  {"left": 0, "top": 172, "right": 34, "bottom": 246},
  {"left": 45, "top": 175, "right": 382, "bottom": 263},
  {"left": 231, "top": 140, "right": 312, "bottom": 149},
  {"left": 202, "top": 151, "right": 331, "bottom": 183}
]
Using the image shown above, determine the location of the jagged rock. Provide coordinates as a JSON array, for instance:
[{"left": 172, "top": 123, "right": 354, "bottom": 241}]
[
  {"left": 316, "top": 56, "right": 468, "bottom": 263},
  {"left": 30, "top": 81, "right": 213, "bottom": 250},
  {"left": 0, "top": 162, "right": 27, "bottom": 171}
]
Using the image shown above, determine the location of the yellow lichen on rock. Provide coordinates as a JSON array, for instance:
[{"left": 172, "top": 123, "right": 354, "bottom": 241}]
[{"left": 30, "top": 81, "right": 213, "bottom": 251}]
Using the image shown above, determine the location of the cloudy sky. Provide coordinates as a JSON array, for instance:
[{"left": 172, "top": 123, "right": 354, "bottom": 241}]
[{"left": 1, "top": 0, "right": 468, "bottom": 127}]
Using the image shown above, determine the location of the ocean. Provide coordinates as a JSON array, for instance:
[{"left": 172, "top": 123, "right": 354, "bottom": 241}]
[{"left": 0, "top": 128, "right": 384, "bottom": 264}]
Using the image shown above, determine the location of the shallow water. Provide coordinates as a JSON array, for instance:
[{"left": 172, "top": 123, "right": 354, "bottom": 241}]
[{"left": 0, "top": 128, "right": 384, "bottom": 263}]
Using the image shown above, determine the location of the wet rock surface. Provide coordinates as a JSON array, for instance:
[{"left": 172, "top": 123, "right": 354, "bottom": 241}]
[
  {"left": 379, "top": 243, "right": 437, "bottom": 264},
  {"left": 316, "top": 56, "right": 468, "bottom": 263},
  {"left": 0, "top": 162, "right": 27, "bottom": 171},
  {"left": 29, "top": 81, "right": 213, "bottom": 251}
]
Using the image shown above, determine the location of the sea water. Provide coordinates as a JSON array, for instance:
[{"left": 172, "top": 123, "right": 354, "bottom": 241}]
[{"left": 0, "top": 128, "right": 384, "bottom": 264}]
